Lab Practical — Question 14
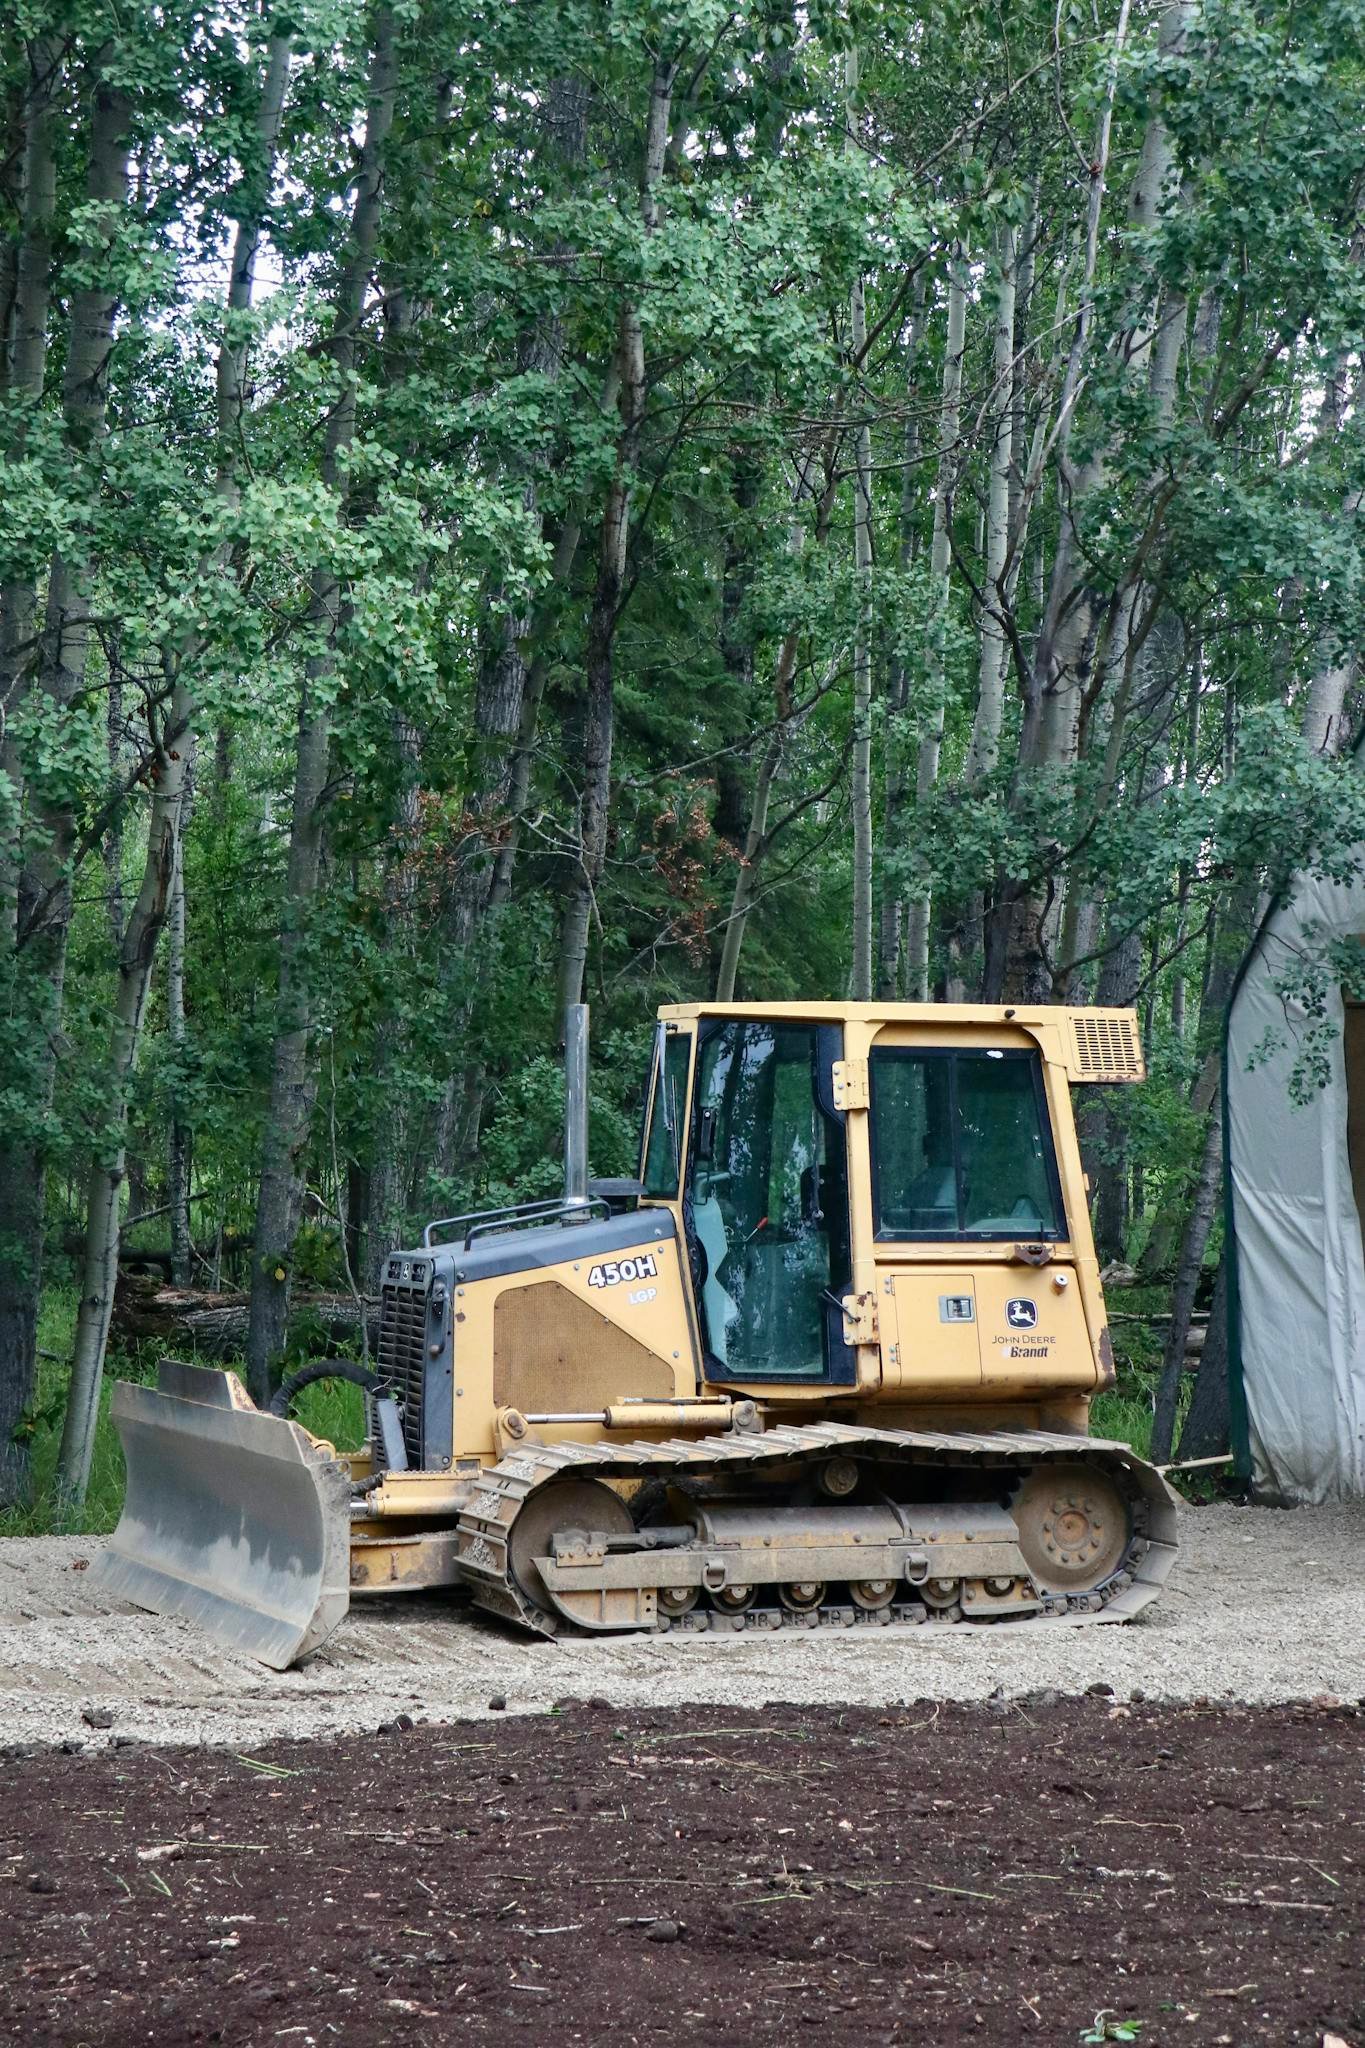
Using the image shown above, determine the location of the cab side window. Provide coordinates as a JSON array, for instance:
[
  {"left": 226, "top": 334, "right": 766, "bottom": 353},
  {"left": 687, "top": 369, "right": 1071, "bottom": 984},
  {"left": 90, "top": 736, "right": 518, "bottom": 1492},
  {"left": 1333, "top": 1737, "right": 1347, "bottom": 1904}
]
[
  {"left": 870, "top": 1048, "right": 1063, "bottom": 1240},
  {"left": 641, "top": 1034, "right": 691, "bottom": 1197}
]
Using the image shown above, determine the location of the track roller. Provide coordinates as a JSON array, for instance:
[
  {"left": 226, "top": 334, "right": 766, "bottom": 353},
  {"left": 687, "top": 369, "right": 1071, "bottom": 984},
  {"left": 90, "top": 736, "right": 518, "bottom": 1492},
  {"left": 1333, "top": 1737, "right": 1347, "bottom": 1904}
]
[{"left": 778, "top": 1580, "right": 826, "bottom": 1613}]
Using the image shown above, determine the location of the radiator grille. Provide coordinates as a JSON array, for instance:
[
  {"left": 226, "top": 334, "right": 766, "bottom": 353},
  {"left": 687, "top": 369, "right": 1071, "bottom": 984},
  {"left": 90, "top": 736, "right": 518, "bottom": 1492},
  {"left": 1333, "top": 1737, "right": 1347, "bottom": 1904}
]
[
  {"left": 378, "top": 1282, "right": 428, "bottom": 1466},
  {"left": 1068, "top": 1009, "right": 1144, "bottom": 1082}
]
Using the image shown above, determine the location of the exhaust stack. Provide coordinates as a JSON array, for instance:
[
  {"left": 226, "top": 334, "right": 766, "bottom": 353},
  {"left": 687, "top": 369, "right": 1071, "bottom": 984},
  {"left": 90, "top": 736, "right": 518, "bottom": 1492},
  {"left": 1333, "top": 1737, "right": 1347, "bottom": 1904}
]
[{"left": 563, "top": 1001, "right": 590, "bottom": 1207}]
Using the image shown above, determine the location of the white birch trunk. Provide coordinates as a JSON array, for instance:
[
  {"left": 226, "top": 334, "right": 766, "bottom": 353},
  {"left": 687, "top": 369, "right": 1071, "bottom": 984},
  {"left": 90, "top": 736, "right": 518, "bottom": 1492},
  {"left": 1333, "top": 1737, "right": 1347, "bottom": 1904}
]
[
  {"left": 248, "top": 10, "right": 395, "bottom": 1396},
  {"left": 877, "top": 281, "right": 928, "bottom": 997},
  {"left": 57, "top": 28, "right": 295, "bottom": 1496},
  {"left": 847, "top": 51, "right": 874, "bottom": 1000},
  {"left": 714, "top": 631, "right": 801, "bottom": 1001},
  {"left": 964, "top": 223, "right": 1018, "bottom": 781},
  {"left": 0, "top": 34, "right": 62, "bottom": 1503},
  {"left": 1302, "top": 363, "right": 1363, "bottom": 754},
  {"left": 904, "top": 246, "right": 967, "bottom": 997},
  {"left": 166, "top": 803, "right": 192, "bottom": 1287},
  {"left": 58, "top": 683, "right": 193, "bottom": 1501},
  {"left": 557, "top": 51, "right": 678, "bottom": 1014}
]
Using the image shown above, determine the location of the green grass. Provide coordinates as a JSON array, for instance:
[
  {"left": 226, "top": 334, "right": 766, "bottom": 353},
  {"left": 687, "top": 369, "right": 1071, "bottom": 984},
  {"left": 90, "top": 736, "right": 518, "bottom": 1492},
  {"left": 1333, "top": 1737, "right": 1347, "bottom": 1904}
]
[
  {"left": 1091, "top": 1384, "right": 1176, "bottom": 1463},
  {"left": 1, "top": 1284, "right": 370, "bottom": 1539},
  {"left": 0, "top": 1285, "right": 130, "bottom": 1536},
  {"left": 291, "top": 1376, "right": 366, "bottom": 1451},
  {"left": 1093, "top": 1281, "right": 1194, "bottom": 1465}
]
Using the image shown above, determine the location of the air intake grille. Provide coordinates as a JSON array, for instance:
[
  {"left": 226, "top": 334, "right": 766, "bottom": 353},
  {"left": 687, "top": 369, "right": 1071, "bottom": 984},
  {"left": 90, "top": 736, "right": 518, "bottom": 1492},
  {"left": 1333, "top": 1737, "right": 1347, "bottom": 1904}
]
[
  {"left": 1068, "top": 1009, "right": 1144, "bottom": 1082},
  {"left": 378, "top": 1282, "right": 428, "bottom": 1466}
]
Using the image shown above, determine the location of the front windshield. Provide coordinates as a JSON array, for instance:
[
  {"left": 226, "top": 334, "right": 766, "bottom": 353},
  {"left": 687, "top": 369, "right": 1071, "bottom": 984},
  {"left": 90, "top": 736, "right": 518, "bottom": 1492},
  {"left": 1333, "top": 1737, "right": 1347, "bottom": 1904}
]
[{"left": 871, "top": 1048, "right": 1062, "bottom": 1240}]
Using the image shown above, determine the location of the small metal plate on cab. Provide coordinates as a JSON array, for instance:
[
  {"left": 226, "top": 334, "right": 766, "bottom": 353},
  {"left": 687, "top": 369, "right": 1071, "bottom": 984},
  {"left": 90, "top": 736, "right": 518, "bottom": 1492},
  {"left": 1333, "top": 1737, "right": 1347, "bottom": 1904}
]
[{"left": 939, "top": 1294, "right": 974, "bottom": 1323}]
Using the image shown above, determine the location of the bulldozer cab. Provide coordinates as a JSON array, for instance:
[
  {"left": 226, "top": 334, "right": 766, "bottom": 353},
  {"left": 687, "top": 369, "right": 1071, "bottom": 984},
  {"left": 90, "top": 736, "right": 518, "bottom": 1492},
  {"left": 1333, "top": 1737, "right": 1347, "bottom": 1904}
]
[{"left": 641, "top": 1003, "right": 1143, "bottom": 1398}]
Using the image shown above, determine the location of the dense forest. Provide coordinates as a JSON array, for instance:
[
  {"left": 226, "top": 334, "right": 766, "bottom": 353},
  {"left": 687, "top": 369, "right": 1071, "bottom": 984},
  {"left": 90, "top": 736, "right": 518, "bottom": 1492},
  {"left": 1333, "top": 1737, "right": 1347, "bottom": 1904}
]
[{"left": 2, "top": 0, "right": 1364, "bottom": 1515}]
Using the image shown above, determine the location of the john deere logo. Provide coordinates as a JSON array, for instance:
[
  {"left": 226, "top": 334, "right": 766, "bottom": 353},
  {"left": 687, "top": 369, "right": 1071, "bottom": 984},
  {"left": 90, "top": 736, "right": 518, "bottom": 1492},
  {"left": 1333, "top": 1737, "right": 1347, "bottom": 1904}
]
[{"left": 1005, "top": 1297, "right": 1038, "bottom": 1330}]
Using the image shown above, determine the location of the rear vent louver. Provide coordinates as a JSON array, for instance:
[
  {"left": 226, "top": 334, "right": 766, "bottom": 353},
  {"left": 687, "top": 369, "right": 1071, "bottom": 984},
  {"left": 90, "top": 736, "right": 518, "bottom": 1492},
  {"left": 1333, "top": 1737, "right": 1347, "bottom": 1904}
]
[
  {"left": 378, "top": 1282, "right": 428, "bottom": 1466},
  {"left": 1067, "top": 1009, "right": 1145, "bottom": 1083}
]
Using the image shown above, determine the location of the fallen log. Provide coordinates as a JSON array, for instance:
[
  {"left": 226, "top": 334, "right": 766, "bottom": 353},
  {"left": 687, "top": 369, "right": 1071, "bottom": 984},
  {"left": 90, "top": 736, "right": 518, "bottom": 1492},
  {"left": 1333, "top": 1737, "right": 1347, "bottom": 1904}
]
[{"left": 111, "top": 1275, "right": 379, "bottom": 1357}]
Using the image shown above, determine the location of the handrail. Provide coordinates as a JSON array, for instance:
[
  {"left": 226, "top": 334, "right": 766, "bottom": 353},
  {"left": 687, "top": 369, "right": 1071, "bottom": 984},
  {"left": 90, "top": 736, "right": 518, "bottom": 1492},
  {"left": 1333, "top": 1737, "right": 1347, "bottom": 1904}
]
[
  {"left": 464, "top": 1196, "right": 609, "bottom": 1248},
  {"left": 421, "top": 1195, "right": 609, "bottom": 1251},
  {"left": 421, "top": 1199, "right": 559, "bottom": 1248}
]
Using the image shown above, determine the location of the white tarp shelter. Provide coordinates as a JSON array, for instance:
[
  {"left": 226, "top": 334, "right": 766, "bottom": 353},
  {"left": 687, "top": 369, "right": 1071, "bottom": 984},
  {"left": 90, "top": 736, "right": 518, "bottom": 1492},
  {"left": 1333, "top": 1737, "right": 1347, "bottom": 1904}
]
[{"left": 1226, "top": 870, "right": 1365, "bottom": 1502}]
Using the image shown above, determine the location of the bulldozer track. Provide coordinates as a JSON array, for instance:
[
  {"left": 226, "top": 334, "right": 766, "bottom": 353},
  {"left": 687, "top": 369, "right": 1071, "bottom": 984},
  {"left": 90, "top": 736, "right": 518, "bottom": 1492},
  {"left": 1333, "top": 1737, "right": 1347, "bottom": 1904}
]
[{"left": 455, "top": 1422, "right": 1178, "bottom": 1637}]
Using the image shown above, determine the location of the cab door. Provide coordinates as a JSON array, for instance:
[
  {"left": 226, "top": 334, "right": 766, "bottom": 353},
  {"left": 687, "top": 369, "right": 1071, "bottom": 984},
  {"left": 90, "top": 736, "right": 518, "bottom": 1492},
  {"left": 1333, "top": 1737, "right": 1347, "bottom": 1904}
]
[{"left": 688, "top": 1019, "right": 856, "bottom": 1385}]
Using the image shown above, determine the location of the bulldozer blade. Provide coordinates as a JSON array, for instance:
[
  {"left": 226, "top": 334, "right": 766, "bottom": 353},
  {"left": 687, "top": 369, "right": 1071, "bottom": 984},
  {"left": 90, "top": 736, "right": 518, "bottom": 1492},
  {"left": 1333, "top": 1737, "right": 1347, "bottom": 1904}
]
[{"left": 96, "top": 1361, "right": 354, "bottom": 1670}]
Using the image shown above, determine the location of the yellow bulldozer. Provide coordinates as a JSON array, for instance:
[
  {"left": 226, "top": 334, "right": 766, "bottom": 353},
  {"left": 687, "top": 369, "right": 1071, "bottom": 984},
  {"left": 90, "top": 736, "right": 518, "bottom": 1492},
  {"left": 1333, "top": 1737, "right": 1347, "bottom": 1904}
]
[{"left": 99, "top": 1001, "right": 1177, "bottom": 1668}]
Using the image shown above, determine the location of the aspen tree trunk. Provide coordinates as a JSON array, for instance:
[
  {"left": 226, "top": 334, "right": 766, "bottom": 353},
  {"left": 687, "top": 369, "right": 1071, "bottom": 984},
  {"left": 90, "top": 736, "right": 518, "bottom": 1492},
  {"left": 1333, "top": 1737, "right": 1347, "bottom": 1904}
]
[
  {"left": 432, "top": 516, "right": 588, "bottom": 1180},
  {"left": 356, "top": 252, "right": 435, "bottom": 1230},
  {"left": 28, "top": 68, "right": 134, "bottom": 960},
  {"left": 1177, "top": 1255, "right": 1230, "bottom": 1459},
  {"left": 904, "top": 247, "right": 967, "bottom": 997},
  {"left": 1151, "top": 1080, "right": 1222, "bottom": 1464},
  {"left": 1077, "top": 925, "right": 1142, "bottom": 1260},
  {"left": 442, "top": 260, "right": 579, "bottom": 975},
  {"left": 0, "top": 35, "right": 59, "bottom": 783},
  {"left": 714, "top": 631, "right": 800, "bottom": 1001},
  {"left": 946, "top": 195, "right": 1040, "bottom": 999},
  {"left": 993, "top": 0, "right": 1193, "bottom": 1001},
  {"left": 706, "top": 0, "right": 795, "bottom": 1005},
  {"left": 58, "top": 683, "right": 192, "bottom": 1501},
  {"left": 432, "top": 79, "right": 590, "bottom": 1175},
  {"left": 1303, "top": 645, "right": 1358, "bottom": 759},
  {"left": 0, "top": 94, "right": 19, "bottom": 358},
  {"left": 704, "top": 7, "right": 811, "bottom": 1006},
  {"left": 103, "top": 679, "right": 125, "bottom": 946},
  {"left": 846, "top": 48, "right": 875, "bottom": 1001},
  {"left": 362, "top": 711, "right": 421, "bottom": 1289},
  {"left": 247, "top": 13, "right": 394, "bottom": 1399},
  {"left": 1168, "top": 637, "right": 1204, "bottom": 1040},
  {"left": 58, "top": 24, "right": 294, "bottom": 1493},
  {"left": 876, "top": 282, "right": 928, "bottom": 998},
  {"left": 5, "top": 66, "right": 132, "bottom": 1503},
  {"left": 1005, "top": 184, "right": 1040, "bottom": 558},
  {"left": 1140, "top": 886, "right": 1251, "bottom": 1280},
  {"left": 557, "top": 52, "right": 679, "bottom": 1013},
  {"left": 166, "top": 811, "right": 192, "bottom": 1287},
  {"left": 353, "top": 240, "right": 425, "bottom": 1252},
  {"left": 167, "top": 23, "right": 290, "bottom": 1292},
  {"left": 964, "top": 224, "right": 1017, "bottom": 781},
  {"left": 486, "top": 514, "right": 586, "bottom": 920},
  {"left": 0, "top": 33, "right": 61, "bottom": 1503},
  {"left": 713, "top": 438, "right": 826, "bottom": 1002},
  {"left": 1302, "top": 363, "right": 1363, "bottom": 755}
]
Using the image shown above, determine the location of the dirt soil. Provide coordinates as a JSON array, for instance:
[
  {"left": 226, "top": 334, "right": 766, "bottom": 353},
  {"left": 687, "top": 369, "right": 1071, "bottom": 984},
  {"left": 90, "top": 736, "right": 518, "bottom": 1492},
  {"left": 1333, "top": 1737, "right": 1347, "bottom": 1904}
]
[
  {"left": 5, "top": 1502, "right": 1365, "bottom": 1748},
  {"left": 5, "top": 1698, "right": 1362, "bottom": 2048}
]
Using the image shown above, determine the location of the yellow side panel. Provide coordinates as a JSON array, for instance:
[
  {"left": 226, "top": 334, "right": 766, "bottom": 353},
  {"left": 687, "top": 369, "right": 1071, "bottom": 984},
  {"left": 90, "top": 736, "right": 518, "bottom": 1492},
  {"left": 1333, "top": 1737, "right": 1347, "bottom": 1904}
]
[
  {"left": 973, "top": 1267, "right": 1099, "bottom": 1392},
  {"left": 882, "top": 1271, "right": 983, "bottom": 1391},
  {"left": 493, "top": 1280, "right": 676, "bottom": 1412},
  {"left": 454, "top": 1231, "right": 696, "bottom": 1457}
]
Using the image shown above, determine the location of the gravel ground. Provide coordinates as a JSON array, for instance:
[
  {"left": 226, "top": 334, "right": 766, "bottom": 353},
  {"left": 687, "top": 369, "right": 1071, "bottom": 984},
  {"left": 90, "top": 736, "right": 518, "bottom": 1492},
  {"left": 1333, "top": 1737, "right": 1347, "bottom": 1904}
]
[{"left": 2, "top": 1501, "right": 1362, "bottom": 1751}]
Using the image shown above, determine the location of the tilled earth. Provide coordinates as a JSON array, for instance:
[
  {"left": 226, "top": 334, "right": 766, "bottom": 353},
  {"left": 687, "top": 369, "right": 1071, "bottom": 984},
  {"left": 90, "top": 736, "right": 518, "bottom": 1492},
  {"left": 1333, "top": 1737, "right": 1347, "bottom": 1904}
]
[{"left": 5, "top": 1699, "right": 1363, "bottom": 2047}]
